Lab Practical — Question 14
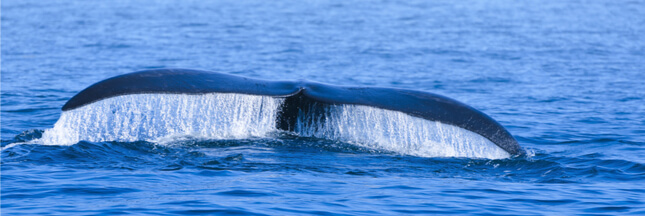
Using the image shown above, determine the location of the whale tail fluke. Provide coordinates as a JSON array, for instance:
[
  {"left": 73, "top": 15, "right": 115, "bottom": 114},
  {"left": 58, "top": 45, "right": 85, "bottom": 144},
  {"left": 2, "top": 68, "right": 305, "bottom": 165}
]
[{"left": 54, "top": 69, "right": 522, "bottom": 157}]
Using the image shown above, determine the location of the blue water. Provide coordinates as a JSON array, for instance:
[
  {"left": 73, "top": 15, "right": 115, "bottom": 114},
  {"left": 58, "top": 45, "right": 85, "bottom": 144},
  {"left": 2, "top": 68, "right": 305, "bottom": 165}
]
[{"left": 2, "top": 0, "right": 645, "bottom": 215}]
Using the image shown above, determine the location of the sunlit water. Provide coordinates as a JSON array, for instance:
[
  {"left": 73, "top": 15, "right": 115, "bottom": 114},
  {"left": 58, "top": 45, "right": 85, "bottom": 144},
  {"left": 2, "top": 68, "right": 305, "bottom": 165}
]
[{"left": 2, "top": 0, "right": 644, "bottom": 215}]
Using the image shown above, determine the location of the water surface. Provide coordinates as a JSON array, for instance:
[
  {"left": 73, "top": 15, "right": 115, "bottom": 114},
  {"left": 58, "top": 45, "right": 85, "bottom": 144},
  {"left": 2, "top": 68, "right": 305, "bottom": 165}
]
[{"left": 2, "top": 0, "right": 645, "bottom": 215}]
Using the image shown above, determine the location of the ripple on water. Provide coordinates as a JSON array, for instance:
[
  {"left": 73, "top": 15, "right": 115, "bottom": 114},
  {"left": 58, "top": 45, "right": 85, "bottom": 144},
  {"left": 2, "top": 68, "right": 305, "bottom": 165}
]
[{"left": 2, "top": 0, "right": 645, "bottom": 214}]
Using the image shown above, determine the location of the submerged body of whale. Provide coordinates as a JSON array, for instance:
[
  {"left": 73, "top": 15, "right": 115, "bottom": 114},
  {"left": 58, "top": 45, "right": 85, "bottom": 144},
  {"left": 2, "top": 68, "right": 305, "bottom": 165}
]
[{"left": 56, "top": 69, "right": 521, "bottom": 157}]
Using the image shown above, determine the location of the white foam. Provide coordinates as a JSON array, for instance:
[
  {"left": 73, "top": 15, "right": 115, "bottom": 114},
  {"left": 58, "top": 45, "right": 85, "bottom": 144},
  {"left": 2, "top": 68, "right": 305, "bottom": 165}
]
[
  {"left": 294, "top": 104, "right": 510, "bottom": 159},
  {"left": 39, "top": 94, "right": 283, "bottom": 145}
]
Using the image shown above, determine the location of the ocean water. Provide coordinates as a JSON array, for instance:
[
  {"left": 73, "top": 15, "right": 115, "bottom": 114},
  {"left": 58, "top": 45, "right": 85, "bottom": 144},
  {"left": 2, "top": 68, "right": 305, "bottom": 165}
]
[{"left": 2, "top": 0, "right": 644, "bottom": 215}]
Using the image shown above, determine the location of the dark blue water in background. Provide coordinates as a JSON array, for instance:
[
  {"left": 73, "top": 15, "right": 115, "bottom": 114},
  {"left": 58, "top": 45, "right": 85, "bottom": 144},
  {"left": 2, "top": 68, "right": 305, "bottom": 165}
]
[{"left": 2, "top": 0, "right": 644, "bottom": 215}]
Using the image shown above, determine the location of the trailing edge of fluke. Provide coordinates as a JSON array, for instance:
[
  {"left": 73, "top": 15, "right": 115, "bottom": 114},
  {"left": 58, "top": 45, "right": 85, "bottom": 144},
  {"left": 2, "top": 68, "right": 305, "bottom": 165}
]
[{"left": 62, "top": 69, "right": 522, "bottom": 155}]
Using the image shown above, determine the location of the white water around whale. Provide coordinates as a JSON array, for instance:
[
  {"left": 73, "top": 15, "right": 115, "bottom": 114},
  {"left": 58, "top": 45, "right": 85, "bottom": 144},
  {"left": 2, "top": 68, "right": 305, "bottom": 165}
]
[{"left": 38, "top": 93, "right": 510, "bottom": 159}]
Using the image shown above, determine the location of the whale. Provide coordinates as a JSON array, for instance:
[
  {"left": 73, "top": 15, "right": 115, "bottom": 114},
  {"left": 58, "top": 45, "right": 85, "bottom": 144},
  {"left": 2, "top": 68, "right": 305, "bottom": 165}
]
[{"left": 61, "top": 68, "right": 522, "bottom": 156}]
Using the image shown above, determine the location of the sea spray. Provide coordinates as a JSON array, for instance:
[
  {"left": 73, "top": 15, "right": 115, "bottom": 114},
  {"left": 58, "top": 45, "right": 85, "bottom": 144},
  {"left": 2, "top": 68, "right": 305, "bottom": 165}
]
[
  {"left": 294, "top": 104, "right": 510, "bottom": 159},
  {"left": 39, "top": 94, "right": 284, "bottom": 145},
  {"left": 37, "top": 93, "right": 509, "bottom": 159}
]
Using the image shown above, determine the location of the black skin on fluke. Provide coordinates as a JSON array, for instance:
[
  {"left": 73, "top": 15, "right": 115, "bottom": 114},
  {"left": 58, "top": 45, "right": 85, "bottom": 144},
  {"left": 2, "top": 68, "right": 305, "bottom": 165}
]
[{"left": 63, "top": 69, "right": 523, "bottom": 155}]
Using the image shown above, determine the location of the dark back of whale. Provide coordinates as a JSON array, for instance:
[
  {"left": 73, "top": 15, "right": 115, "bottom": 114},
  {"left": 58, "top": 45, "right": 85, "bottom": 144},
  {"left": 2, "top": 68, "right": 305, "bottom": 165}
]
[{"left": 63, "top": 69, "right": 522, "bottom": 155}]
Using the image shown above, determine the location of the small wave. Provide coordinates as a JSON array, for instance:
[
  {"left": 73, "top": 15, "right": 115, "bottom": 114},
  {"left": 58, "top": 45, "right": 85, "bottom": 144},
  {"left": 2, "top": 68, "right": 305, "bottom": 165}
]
[{"left": 3, "top": 139, "right": 642, "bottom": 184}]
